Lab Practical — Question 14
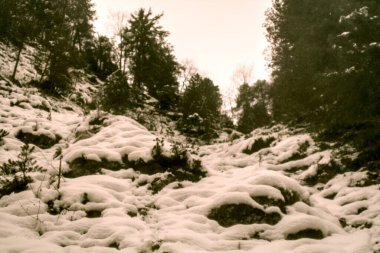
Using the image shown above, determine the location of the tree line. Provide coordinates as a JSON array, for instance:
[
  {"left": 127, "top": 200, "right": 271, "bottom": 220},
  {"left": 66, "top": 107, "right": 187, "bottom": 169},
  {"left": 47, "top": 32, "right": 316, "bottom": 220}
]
[
  {"left": 4, "top": 0, "right": 378, "bottom": 144},
  {"left": 0, "top": 2, "right": 229, "bottom": 139}
]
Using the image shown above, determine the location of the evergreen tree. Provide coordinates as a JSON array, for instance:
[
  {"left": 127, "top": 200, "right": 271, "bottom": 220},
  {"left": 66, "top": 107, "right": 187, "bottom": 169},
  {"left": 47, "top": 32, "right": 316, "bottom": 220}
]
[
  {"left": 101, "top": 70, "right": 138, "bottom": 114},
  {"left": 265, "top": 0, "right": 343, "bottom": 123},
  {"left": 265, "top": 0, "right": 380, "bottom": 125},
  {"left": 123, "top": 8, "right": 180, "bottom": 109},
  {"left": 84, "top": 35, "right": 117, "bottom": 80},
  {"left": 324, "top": 2, "right": 380, "bottom": 123},
  {"left": 180, "top": 74, "right": 222, "bottom": 135},
  {"left": 235, "top": 80, "right": 271, "bottom": 133},
  {"left": 69, "top": 0, "right": 95, "bottom": 52}
]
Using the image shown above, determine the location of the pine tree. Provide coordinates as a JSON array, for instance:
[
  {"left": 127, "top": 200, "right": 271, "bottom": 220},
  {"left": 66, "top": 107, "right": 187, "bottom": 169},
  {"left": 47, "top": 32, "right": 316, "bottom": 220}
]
[
  {"left": 180, "top": 74, "right": 222, "bottom": 135},
  {"left": 123, "top": 8, "right": 180, "bottom": 109},
  {"left": 265, "top": 0, "right": 343, "bottom": 123},
  {"left": 84, "top": 35, "right": 117, "bottom": 80},
  {"left": 324, "top": 2, "right": 380, "bottom": 123},
  {"left": 69, "top": 0, "right": 95, "bottom": 52},
  {"left": 101, "top": 70, "right": 135, "bottom": 114},
  {"left": 235, "top": 80, "right": 271, "bottom": 133}
]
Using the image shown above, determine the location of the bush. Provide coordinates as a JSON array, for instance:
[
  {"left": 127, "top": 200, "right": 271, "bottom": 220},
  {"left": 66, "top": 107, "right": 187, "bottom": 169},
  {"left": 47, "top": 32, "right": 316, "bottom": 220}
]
[
  {"left": 0, "top": 144, "right": 43, "bottom": 197},
  {"left": 243, "top": 137, "right": 275, "bottom": 155}
]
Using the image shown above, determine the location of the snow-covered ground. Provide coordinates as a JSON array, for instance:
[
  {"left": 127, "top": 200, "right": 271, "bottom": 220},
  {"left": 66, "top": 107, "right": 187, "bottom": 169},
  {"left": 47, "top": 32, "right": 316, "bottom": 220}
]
[{"left": 0, "top": 46, "right": 379, "bottom": 253}]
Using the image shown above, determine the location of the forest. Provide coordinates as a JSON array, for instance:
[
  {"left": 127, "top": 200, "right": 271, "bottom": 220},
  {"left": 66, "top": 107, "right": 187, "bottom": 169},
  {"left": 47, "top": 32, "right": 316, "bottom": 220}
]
[{"left": 0, "top": 0, "right": 379, "bottom": 252}]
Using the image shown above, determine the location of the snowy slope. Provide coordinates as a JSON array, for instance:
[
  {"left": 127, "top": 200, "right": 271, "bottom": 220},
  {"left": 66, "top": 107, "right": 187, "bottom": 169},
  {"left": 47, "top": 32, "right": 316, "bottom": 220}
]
[{"left": 0, "top": 49, "right": 380, "bottom": 253}]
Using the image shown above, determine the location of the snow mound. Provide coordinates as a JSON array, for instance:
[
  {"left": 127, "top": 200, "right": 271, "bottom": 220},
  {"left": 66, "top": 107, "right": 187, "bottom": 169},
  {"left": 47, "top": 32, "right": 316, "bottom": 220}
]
[{"left": 63, "top": 115, "right": 156, "bottom": 164}]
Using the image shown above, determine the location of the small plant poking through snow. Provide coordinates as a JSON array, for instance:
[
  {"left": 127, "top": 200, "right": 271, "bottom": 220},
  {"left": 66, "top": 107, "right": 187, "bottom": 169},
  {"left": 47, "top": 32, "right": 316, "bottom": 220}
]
[
  {"left": 0, "top": 129, "right": 9, "bottom": 145},
  {"left": 53, "top": 147, "right": 63, "bottom": 189},
  {"left": 152, "top": 138, "right": 165, "bottom": 159},
  {"left": 0, "top": 144, "right": 43, "bottom": 197}
]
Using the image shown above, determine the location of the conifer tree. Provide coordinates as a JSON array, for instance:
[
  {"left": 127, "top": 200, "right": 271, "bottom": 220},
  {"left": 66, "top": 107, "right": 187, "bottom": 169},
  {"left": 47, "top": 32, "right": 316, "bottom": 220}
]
[
  {"left": 265, "top": 0, "right": 343, "bottom": 122},
  {"left": 235, "top": 80, "right": 271, "bottom": 133},
  {"left": 122, "top": 8, "right": 180, "bottom": 109},
  {"left": 84, "top": 35, "right": 117, "bottom": 80},
  {"left": 180, "top": 74, "right": 222, "bottom": 134}
]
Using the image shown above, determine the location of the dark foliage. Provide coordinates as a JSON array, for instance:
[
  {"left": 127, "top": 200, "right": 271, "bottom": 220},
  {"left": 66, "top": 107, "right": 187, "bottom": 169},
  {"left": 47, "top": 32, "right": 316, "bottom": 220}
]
[
  {"left": 207, "top": 203, "right": 281, "bottom": 227},
  {"left": 86, "top": 210, "right": 102, "bottom": 218},
  {"left": 286, "top": 229, "right": 324, "bottom": 240},
  {"left": 123, "top": 8, "right": 180, "bottom": 110},
  {"left": 281, "top": 141, "right": 310, "bottom": 163},
  {"left": 179, "top": 74, "right": 223, "bottom": 139},
  {"left": 65, "top": 139, "right": 206, "bottom": 185},
  {"left": 319, "top": 120, "right": 380, "bottom": 185},
  {"left": 132, "top": 138, "right": 206, "bottom": 182},
  {"left": 265, "top": 0, "right": 380, "bottom": 125},
  {"left": 304, "top": 160, "right": 343, "bottom": 186},
  {"left": 0, "top": 0, "right": 95, "bottom": 94},
  {"left": 0, "top": 129, "right": 9, "bottom": 145},
  {"left": 83, "top": 36, "right": 117, "bottom": 80},
  {"left": 243, "top": 137, "right": 275, "bottom": 155},
  {"left": 16, "top": 130, "right": 61, "bottom": 149},
  {"left": 64, "top": 156, "right": 123, "bottom": 178},
  {"left": 0, "top": 144, "right": 43, "bottom": 197},
  {"left": 235, "top": 80, "right": 272, "bottom": 133},
  {"left": 101, "top": 70, "right": 141, "bottom": 114},
  {"left": 252, "top": 195, "right": 286, "bottom": 213}
]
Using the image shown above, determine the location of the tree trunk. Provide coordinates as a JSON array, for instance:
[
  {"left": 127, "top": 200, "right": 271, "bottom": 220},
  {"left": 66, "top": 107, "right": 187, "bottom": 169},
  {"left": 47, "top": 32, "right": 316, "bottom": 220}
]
[{"left": 12, "top": 45, "right": 23, "bottom": 80}]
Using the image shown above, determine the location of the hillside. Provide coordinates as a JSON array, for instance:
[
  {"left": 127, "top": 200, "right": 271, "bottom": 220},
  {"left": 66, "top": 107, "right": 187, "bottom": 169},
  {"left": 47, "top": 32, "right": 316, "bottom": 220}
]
[{"left": 0, "top": 46, "right": 379, "bottom": 253}]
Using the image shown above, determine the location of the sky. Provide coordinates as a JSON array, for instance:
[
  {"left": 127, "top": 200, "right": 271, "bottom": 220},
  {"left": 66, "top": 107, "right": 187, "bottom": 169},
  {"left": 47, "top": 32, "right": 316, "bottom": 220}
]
[{"left": 92, "top": 0, "right": 272, "bottom": 93}]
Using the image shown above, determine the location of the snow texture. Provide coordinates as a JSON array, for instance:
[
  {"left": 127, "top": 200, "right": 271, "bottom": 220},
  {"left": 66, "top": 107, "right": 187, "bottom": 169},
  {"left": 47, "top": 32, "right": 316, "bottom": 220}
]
[{"left": 0, "top": 46, "right": 379, "bottom": 253}]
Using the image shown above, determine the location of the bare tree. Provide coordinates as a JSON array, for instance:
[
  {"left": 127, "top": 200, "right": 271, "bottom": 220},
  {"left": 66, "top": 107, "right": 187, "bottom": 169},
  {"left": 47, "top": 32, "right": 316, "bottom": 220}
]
[
  {"left": 224, "top": 64, "right": 254, "bottom": 120},
  {"left": 178, "top": 59, "right": 198, "bottom": 93},
  {"left": 231, "top": 64, "right": 254, "bottom": 86},
  {"left": 107, "top": 11, "right": 129, "bottom": 72}
]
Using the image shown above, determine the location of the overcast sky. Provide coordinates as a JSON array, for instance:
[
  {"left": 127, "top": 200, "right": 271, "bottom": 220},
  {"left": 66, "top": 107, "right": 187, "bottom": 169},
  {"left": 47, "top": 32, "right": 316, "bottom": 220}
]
[{"left": 92, "top": 0, "right": 272, "bottom": 92}]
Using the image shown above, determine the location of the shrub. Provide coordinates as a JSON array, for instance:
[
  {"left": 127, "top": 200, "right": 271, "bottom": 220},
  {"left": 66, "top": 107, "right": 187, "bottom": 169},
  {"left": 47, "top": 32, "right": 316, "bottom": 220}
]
[
  {"left": 0, "top": 144, "right": 43, "bottom": 197},
  {"left": 243, "top": 137, "right": 275, "bottom": 155}
]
